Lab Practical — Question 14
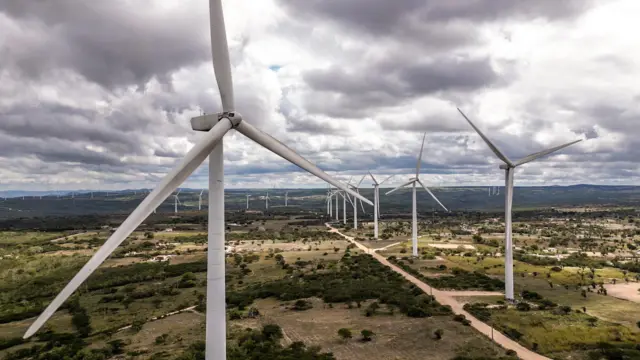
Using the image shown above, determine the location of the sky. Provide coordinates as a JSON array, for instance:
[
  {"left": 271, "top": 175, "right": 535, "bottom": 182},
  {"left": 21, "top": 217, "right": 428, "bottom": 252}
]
[{"left": 1, "top": 0, "right": 639, "bottom": 191}]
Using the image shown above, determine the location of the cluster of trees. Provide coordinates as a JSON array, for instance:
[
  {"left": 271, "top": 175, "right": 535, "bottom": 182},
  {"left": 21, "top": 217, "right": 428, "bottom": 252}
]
[
  {"left": 0, "top": 260, "right": 208, "bottom": 324},
  {"left": 177, "top": 324, "right": 336, "bottom": 360},
  {"left": 227, "top": 254, "right": 452, "bottom": 318},
  {"left": 387, "top": 257, "right": 504, "bottom": 291},
  {"left": 4, "top": 332, "right": 126, "bottom": 360}
]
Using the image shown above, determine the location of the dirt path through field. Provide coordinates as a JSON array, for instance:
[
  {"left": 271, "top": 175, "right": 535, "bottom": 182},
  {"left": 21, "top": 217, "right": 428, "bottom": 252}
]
[
  {"left": 50, "top": 231, "right": 94, "bottom": 243},
  {"left": 116, "top": 305, "right": 198, "bottom": 332},
  {"left": 372, "top": 242, "right": 402, "bottom": 252},
  {"left": 327, "top": 224, "right": 550, "bottom": 360}
]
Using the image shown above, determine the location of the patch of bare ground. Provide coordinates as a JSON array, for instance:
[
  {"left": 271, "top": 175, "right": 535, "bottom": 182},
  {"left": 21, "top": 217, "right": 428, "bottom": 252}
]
[
  {"left": 603, "top": 282, "right": 640, "bottom": 303},
  {"left": 248, "top": 298, "right": 505, "bottom": 360}
]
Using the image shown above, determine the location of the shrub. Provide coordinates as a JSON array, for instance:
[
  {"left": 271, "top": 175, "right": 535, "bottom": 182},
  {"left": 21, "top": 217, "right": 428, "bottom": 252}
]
[
  {"left": 337, "top": 328, "right": 352, "bottom": 341},
  {"left": 516, "top": 302, "right": 531, "bottom": 312},
  {"left": 360, "top": 329, "right": 375, "bottom": 342},
  {"left": 292, "top": 299, "right": 312, "bottom": 311},
  {"left": 434, "top": 329, "right": 444, "bottom": 340}
]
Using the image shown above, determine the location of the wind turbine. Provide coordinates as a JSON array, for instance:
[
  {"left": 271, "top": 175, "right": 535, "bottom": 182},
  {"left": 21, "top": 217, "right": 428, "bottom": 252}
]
[
  {"left": 246, "top": 194, "right": 250, "bottom": 209},
  {"left": 347, "top": 176, "right": 367, "bottom": 230},
  {"left": 386, "top": 133, "right": 449, "bottom": 257},
  {"left": 173, "top": 190, "right": 181, "bottom": 214},
  {"left": 284, "top": 191, "right": 288, "bottom": 207},
  {"left": 368, "top": 173, "right": 395, "bottom": 239},
  {"left": 457, "top": 107, "right": 582, "bottom": 301},
  {"left": 198, "top": 189, "right": 205, "bottom": 210},
  {"left": 22, "top": 2, "right": 372, "bottom": 359},
  {"left": 265, "top": 191, "right": 270, "bottom": 210}
]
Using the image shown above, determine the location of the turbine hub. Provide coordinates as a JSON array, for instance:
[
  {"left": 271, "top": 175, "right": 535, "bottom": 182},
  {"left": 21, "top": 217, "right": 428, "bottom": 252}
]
[{"left": 190, "top": 111, "right": 243, "bottom": 131}]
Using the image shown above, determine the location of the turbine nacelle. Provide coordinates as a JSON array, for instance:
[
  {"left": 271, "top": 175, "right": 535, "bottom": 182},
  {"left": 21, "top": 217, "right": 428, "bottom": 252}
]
[
  {"left": 191, "top": 111, "right": 243, "bottom": 132},
  {"left": 499, "top": 164, "right": 511, "bottom": 170}
]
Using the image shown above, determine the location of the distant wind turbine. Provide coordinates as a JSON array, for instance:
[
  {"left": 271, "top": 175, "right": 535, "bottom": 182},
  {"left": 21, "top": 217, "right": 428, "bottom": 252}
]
[
  {"left": 457, "top": 107, "right": 581, "bottom": 301},
  {"left": 386, "top": 133, "right": 449, "bottom": 257},
  {"left": 368, "top": 172, "right": 395, "bottom": 239},
  {"left": 198, "top": 189, "right": 205, "bottom": 210},
  {"left": 265, "top": 191, "right": 270, "bottom": 210},
  {"left": 347, "top": 176, "right": 367, "bottom": 230},
  {"left": 173, "top": 189, "right": 181, "bottom": 214}
]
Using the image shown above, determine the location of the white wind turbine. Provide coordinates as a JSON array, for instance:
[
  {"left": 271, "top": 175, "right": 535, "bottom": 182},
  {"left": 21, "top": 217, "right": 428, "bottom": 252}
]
[
  {"left": 23, "top": 3, "right": 372, "bottom": 359},
  {"left": 368, "top": 173, "right": 395, "bottom": 239},
  {"left": 265, "top": 191, "right": 270, "bottom": 210},
  {"left": 386, "top": 133, "right": 449, "bottom": 257},
  {"left": 173, "top": 189, "right": 181, "bottom": 214},
  {"left": 347, "top": 176, "right": 367, "bottom": 230},
  {"left": 457, "top": 107, "right": 582, "bottom": 301},
  {"left": 198, "top": 189, "right": 205, "bottom": 210}
]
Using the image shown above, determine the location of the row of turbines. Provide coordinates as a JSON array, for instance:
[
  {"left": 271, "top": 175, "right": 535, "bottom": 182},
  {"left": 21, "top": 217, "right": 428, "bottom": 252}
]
[{"left": 22, "top": 1, "right": 584, "bottom": 358}]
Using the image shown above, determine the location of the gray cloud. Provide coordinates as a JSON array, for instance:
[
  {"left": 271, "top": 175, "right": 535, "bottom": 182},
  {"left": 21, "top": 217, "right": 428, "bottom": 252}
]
[
  {"left": 278, "top": 0, "right": 593, "bottom": 49},
  {"left": 302, "top": 56, "right": 501, "bottom": 118},
  {"left": 0, "top": 0, "right": 209, "bottom": 90}
]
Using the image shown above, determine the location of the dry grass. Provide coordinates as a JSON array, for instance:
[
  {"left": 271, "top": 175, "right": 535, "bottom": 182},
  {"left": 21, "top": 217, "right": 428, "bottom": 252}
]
[{"left": 248, "top": 298, "right": 506, "bottom": 360}]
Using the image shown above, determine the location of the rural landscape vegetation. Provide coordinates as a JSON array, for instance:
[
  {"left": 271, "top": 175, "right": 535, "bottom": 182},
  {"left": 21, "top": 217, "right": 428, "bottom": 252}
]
[{"left": 1, "top": 188, "right": 640, "bottom": 360}]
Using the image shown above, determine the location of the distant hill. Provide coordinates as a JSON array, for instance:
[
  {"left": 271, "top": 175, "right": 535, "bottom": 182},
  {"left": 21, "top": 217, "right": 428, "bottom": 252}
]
[{"left": 1, "top": 184, "right": 639, "bottom": 220}]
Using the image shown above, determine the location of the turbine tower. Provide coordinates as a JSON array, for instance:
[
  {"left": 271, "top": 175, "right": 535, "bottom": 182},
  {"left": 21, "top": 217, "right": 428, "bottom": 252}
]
[
  {"left": 173, "top": 189, "right": 181, "bottom": 214},
  {"left": 341, "top": 191, "right": 347, "bottom": 224},
  {"left": 246, "top": 194, "right": 250, "bottom": 209},
  {"left": 457, "top": 108, "right": 581, "bottom": 301},
  {"left": 265, "top": 191, "right": 270, "bottom": 210},
  {"left": 368, "top": 172, "right": 395, "bottom": 239},
  {"left": 348, "top": 176, "right": 367, "bottom": 230},
  {"left": 198, "top": 189, "right": 205, "bottom": 210},
  {"left": 284, "top": 191, "right": 288, "bottom": 206},
  {"left": 22, "top": 4, "right": 372, "bottom": 360},
  {"left": 386, "top": 133, "right": 449, "bottom": 257}
]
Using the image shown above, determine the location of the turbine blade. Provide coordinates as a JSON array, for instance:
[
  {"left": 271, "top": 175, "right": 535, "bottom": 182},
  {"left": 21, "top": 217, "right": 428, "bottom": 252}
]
[
  {"left": 23, "top": 119, "right": 233, "bottom": 339},
  {"left": 456, "top": 108, "right": 514, "bottom": 167},
  {"left": 236, "top": 121, "right": 373, "bottom": 206},
  {"left": 417, "top": 179, "right": 449, "bottom": 212},
  {"left": 416, "top": 132, "right": 426, "bottom": 178},
  {"left": 379, "top": 174, "right": 395, "bottom": 185},
  {"left": 345, "top": 192, "right": 354, "bottom": 207},
  {"left": 209, "top": 0, "right": 234, "bottom": 111},
  {"left": 386, "top": 180, "right": 414, "bottom": 195},
  {"left": 368, "top": 171, "right": 378, "bottom": 184},
  {"left": 359, "top": 191, "right": 366, "bottom": 212},
  {"left": 357, "top": 174, "right": 366, "bottom": 187},
  {"left": 514, "top": 139, "right": 582, "bottom": 167}
]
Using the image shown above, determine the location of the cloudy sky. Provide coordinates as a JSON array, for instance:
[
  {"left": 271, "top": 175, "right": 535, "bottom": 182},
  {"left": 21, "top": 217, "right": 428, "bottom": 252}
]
[{"left": 0, "top": 0, "right": 638, "bottom": 191}]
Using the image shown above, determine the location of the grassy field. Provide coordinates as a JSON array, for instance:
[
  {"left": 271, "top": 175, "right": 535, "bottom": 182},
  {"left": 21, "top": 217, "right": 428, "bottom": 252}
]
[{"left": 485, "top": 307, "right": 640, "bottom": 359}]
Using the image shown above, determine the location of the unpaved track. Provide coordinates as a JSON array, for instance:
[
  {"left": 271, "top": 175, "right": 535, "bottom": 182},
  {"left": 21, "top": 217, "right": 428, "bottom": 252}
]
[{"left": 327, "top": 224, "right": 550, "bottom": 360}]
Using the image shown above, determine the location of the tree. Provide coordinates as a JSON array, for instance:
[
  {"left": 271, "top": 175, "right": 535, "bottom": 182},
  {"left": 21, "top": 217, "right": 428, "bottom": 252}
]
[
  {"left": 152, "top": 298, "right": 163, "bottom": 309},
  {"left": 434, "top": 329, "right": 444, "bottom": 340},
  {"left": 71, "top": 308, "right": 92, "bottom": 337},
  {"left": 360, "top": 329, "right": 374, "bottom": 342},
  {"left": 337, "top": 328, "right": 352, "bottom": 341},
  {"left": 131, "top": 318, "right": 145, "bottom": 333},
  {"left": 262, "top": 324, "right": 283, "bottom": 341}
]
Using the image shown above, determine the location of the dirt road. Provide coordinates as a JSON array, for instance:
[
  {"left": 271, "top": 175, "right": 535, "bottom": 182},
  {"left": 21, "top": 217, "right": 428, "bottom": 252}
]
[{"left": 327, "top": 224, "right": 550, "bottom": 360}]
